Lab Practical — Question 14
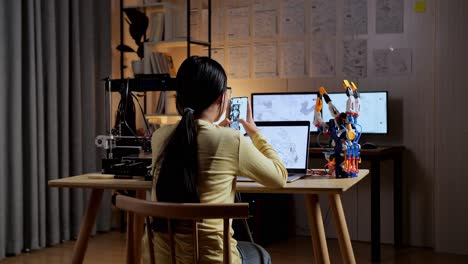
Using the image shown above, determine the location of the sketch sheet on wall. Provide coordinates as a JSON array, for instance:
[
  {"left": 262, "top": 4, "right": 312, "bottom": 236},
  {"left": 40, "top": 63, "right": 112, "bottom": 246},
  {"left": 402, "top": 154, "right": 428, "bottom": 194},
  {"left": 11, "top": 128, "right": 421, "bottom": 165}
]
[
  {"left": 376, "top": 0, "right": 404, "bottom": 34},
  {"left": 310, "top": 0, "right": 336, "bottom": 36},
  {"left": 373, "top": 48, "right": 412, "bottom": 76},
  {"left": 211, "top": 48, "right": 225, "bottom": 68},
  {"left": 310, "top": 38, "right": 336, "bottom": 77},
  {"left": 343, "top": 39, "right": 367, "bottom": 78},
  {"left": 227, "top": 6, "right": 250, "bottom": 40},
  {"left": 254, "top": 44, "right": 277, "bottom": 78},
  {"left": 280, "top": 42, "right": 305, "bottom": 77},
  {"left": 280, "top": 0, "right": 305, "bottom": 36},
  {"left": 343, "top": 0, "right": 368, "bottom": 35},
  {"left": 229, "top": 46, "right": 250, "bottom": 79}
]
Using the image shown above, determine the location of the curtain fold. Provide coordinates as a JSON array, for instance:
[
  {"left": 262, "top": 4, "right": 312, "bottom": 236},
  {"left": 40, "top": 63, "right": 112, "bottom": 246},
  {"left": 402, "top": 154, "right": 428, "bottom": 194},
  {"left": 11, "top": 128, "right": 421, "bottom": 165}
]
[{"left": 0, "top": 0, "right": 111, "bottom": 258}]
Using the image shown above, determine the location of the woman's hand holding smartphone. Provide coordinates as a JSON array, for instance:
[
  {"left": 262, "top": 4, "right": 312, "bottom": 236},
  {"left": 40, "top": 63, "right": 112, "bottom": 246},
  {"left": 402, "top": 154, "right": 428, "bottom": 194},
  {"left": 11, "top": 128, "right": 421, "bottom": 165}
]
[{"left": 229, "top": 97, "right": 258, "bottom": 137}]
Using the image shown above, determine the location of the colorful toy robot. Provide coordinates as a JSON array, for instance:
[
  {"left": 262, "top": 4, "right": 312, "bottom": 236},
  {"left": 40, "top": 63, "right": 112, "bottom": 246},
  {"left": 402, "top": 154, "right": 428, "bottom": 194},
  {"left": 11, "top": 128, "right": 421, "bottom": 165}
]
[{"left": 313, "top": 81, "right": 362, "bottom": 178}]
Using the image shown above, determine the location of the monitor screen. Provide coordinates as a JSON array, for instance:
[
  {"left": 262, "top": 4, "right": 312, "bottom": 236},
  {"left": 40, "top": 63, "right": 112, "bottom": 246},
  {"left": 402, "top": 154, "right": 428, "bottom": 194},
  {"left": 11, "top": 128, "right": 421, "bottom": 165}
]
[
  {"left": 321, "top": 91, "right": 388, "bottom": 134},
  {"left": 252, "top": 93, "right": 318, "bottom": 132},
  {"left": 254, "top": 121, "right": 310, "bottom": 170}
]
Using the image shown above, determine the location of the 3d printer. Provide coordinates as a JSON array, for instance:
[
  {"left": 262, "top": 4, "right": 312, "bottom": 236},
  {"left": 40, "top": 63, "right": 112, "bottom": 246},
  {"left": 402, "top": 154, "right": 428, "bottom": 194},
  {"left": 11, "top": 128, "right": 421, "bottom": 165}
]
[{"left": 95, "top": 74, "right": 176, "bottom": 180}]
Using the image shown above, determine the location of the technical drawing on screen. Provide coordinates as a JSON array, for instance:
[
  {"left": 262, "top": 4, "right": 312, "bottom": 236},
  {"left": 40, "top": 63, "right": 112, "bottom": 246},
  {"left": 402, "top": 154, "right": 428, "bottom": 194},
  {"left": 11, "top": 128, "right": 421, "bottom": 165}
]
[
  {"left": 321, "top": 91, "right": 388, "bottom": 134},
  {"left": 252, "top": 93, "right": 318, "bottom": 132}
]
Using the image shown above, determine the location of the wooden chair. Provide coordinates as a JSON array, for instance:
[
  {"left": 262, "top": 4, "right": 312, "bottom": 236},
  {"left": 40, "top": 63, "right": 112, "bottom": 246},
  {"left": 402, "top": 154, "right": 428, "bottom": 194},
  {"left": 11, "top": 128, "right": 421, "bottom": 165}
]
[{"left": 116, "top": 195, "right": 249, "bottom": 264}]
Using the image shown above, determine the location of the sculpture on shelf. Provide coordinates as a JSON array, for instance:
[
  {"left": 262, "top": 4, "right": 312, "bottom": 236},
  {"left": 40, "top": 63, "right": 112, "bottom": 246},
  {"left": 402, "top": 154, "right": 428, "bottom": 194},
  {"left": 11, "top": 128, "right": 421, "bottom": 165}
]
[
  {"left": 116, "top": 8, "right": 149, "bottom": 60},
  {"left": 313, "top": 81, "right": 362, "bottom": 178}
]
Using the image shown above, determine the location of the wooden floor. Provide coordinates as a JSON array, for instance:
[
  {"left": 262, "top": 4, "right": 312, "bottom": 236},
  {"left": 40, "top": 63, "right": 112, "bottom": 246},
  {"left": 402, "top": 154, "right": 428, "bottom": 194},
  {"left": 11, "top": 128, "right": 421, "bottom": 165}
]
[{"left": 0, "top": 231, "right": 467, "bottom": 264}]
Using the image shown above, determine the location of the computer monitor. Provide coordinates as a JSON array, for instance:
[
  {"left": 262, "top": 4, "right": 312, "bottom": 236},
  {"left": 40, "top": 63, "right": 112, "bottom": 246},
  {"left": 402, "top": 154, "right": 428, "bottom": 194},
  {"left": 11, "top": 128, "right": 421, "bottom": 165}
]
[
  {"left": 251, "top": 92, "right": 318, "bottom": 132},
  {"left": 321, "top": 91, "right": 388, "bottom": 134}
]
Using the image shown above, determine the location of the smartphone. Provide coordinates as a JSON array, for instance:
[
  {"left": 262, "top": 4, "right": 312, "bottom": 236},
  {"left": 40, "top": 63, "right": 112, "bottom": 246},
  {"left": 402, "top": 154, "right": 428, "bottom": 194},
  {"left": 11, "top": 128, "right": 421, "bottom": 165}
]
[{"left": 230, "top": 97, "right": 248, "bottom": 135}]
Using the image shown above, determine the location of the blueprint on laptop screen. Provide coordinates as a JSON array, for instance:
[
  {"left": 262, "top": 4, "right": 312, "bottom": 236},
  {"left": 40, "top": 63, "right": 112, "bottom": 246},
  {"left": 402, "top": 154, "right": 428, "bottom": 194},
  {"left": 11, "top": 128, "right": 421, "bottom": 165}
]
[
  {"left": 256, "top": 125, "right": 309, "bottom": 169},
  {"left": 253, "top": 94, "right": 318, "bottom": 132}
]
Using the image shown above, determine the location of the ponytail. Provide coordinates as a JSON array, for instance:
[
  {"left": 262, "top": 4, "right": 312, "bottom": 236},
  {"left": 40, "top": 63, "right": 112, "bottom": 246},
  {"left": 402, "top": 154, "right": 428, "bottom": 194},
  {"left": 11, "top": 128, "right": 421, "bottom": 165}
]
[
  {"left": 155, "top": 107, "right": 200, "bottom": 203},
  {"left": 154, "top": 56, "right": 227, "bottom": 203}
]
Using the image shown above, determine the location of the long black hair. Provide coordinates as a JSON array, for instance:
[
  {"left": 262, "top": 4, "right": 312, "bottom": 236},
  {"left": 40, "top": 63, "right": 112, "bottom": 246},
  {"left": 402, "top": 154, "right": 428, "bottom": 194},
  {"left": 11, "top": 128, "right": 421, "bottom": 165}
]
[{"left": 155, "top": 56, "right": 227, "bottom": 203}]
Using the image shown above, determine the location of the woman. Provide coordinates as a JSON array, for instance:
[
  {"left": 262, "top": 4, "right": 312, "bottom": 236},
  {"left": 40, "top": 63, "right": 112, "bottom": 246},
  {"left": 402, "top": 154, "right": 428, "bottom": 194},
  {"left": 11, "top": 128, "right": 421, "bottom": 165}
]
[{"left": 142, "top": 56, "right": 287, "bottom": 264}]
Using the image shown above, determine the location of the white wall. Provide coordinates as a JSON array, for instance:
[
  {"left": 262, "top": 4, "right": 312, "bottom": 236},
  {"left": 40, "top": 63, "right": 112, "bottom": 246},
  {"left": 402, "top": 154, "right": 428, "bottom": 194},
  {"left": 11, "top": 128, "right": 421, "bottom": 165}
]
[{"left": 434, "top": 0, "right": 468, "bottom": 255}]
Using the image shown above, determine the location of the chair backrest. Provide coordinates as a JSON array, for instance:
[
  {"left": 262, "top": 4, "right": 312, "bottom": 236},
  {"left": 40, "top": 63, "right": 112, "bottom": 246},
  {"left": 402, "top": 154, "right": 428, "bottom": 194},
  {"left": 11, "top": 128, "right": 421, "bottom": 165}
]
[{"left": 116, "top": 195, "right": 249, "bottom": 264}]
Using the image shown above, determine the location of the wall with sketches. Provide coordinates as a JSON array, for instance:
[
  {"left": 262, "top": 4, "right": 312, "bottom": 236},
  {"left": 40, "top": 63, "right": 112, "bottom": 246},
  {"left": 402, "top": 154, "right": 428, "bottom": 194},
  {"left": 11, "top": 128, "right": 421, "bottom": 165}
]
[
  {"left": 215, "top": 0, "right": 435, "bottom": 248},
  {"left": 111, "top": 0, "right": 439, "bottom": 249}
]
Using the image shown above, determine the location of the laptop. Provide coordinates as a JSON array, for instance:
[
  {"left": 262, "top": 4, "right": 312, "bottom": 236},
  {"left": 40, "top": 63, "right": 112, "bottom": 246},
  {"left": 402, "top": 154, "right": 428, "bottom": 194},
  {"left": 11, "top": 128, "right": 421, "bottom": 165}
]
[{"left": 237, "top": 121, "right": 311, "bottom": 183}]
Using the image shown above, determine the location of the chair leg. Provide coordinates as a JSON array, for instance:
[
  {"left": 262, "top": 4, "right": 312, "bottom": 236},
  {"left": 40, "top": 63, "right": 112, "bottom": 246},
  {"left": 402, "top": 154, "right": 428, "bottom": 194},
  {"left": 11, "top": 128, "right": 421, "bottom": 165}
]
[
  {"left": 147, "top": 217, "right": 156, "bottom": 264},
  {"left": 126, "top": 211, "right": 135, "bottom": 264},
  {"left": 192, "top": 221, "right": 199, "bottom": 264},
  {"left": 168, "top": 220, "right": 176, "bottom": 264},
  {"left": 223, "top": 219, "right": 231, "bottom": 264},
  {"left": 133, "top": 190, "right": 146, "bottom": 264}
]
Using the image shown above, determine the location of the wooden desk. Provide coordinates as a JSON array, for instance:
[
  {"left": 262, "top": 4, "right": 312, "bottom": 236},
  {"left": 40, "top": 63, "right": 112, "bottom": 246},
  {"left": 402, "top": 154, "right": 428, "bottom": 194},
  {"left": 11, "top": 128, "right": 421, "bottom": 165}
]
[
  {"left": 310, "top": 146, "right": 404, "bottom": 262},
  {"left": 49, "top": 170, "right": 368, "bottom": 264},
  {"left": 48, "top": 175, "right": 149, "bottom": 264}
]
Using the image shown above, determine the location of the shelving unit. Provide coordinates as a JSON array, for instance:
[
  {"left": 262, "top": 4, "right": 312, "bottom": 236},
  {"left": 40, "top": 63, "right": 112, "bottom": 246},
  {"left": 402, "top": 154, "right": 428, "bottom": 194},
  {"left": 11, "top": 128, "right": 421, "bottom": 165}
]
[
  {"left": 119, "top": 0, "right": 212, "bottom": 78},
  {"left": 114, "top": 0, "right": 213, "bottom": 130}
]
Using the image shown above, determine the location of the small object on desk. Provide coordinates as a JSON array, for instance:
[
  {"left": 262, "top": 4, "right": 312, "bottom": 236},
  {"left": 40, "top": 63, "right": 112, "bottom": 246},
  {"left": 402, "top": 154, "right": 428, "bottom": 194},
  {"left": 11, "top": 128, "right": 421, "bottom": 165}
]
[
  {"left": 361, "top": 142, "right": 378, "bottom": 149},
  {"left": 114, "top": 175, "right": 145, "bottom": 180},
  {"left": 307, "top": 169, "right": 328, "bottom": 176}
]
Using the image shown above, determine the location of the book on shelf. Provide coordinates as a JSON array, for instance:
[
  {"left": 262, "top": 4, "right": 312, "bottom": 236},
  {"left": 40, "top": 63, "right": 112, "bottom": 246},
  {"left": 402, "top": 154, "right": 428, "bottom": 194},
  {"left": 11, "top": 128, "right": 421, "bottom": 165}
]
[
  {"left": 147, "top": 52, "right": 176, "bottom": 114},
  {"left": 148, "top": 12, "right": 164, "bottom": 42}
]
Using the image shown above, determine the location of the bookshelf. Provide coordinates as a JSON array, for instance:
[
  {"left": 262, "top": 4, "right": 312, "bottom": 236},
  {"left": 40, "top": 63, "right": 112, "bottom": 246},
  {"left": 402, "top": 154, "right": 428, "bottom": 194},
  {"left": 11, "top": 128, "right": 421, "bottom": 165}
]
[{"left": 116, "top": 0, "right": 213, "bottom": 129}]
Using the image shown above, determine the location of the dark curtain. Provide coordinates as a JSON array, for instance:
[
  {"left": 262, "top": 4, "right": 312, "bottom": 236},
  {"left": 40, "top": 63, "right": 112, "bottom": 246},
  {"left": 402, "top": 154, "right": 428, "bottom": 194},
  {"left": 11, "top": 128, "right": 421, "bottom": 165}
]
[{"left": 0, "top": 0, "right": 111, "bottom": 258}]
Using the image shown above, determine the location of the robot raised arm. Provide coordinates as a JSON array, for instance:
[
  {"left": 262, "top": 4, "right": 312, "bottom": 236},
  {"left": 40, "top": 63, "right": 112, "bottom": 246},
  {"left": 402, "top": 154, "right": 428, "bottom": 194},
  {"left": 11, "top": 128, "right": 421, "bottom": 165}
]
[
  {"left": 351, "top": 82, "right": 360, "bottom": 116},
  {"left": 320, "top": 86, "right": 340, "bottom": 118},
  {"left": 343, "top": 80, "right": 356, "bottom": 115}
]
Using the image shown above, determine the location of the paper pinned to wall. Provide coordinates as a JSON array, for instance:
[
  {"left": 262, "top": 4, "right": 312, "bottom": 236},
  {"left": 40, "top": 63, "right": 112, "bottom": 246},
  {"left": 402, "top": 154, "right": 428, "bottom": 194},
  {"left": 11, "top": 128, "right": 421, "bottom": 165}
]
[
  {"left": 254, "top": 0, "right": 276, "bottom": 11},
  {"left": 254, "top": 44, "right": 277, "bottom": 78},
  {"left": 376, "top": 0, "right": 404, "bottom": 34},
  {"left": 175, "top": 9, "right": 199, "bottom": 39},
  {"left": 343, "top": 39, "right": 367, "bottom": 78},
  {"left": 343, "top": 0, "right": 368, "bottom": 35},
  {"left": 201, "top": 8, "right": 224, "bottom": 42},
  {"left": 310, "top": 38, "right": 336, "bottom": 77},
  {"left": 373, "top": 48, "right": 412, "bottom": 76},
  {"left": 254, "top": 10, "right": 276, "bottom": 38},
  {"left": 211, "top": 48, "right": 225, "bottom": 68},
  {"left": 226, "top": 0, "right": 250, "bottom": 8},
  {"left": 227, "top": 7, "right": 250, "bottom": 40},
  {"left": 228, "top": 46, "right": 250, "bottom": 79},
  {"left": 310, "top": 0, "right": 336, "bottom": 36},
  {"left": 280, "top": 0, "right": 305, "bottom": 36},
  {"left": 280, "top": 42, "right": 305, "bottom": 77}
]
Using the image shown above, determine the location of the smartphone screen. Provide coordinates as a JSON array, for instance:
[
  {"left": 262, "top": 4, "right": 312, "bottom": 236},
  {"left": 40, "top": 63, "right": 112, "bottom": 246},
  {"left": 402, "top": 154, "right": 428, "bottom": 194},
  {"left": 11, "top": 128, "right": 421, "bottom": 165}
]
[{"left": 230, "top": 97, "right": 248, "bottom": 135}]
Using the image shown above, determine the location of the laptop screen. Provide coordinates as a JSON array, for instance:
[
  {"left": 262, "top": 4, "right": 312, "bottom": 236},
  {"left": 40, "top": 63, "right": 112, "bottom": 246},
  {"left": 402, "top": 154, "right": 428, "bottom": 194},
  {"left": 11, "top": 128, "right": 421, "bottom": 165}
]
[
  {"left": 251, "top": 93, "right": 318, "bottom": 132},
  {"left": 254, "top": 121, "right": 310, "bottom": 172}
]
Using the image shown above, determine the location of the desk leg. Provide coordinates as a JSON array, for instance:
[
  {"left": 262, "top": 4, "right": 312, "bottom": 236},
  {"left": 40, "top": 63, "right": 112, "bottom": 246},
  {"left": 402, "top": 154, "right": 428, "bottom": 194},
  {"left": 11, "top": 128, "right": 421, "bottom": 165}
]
[
  {"left": 371, "top": 160, "right": 381, "bottom": 262},
  {"left": 329, "top": 194, "right": 356, "bottom": 264},
  {"left": 126, "top": 211, "right": 135, "bottom": 264},
  {"left": 133, "top": 190, "right": 146, "bottom": 264},
  {"left": 394, "top": 153, "right": 403, "bottom": 249},
  {"left": 72, "top": 189, "right": 104, "bottom": 264},
  {"left": 305, "top": 194, "right": 330, "bottom": 264}
]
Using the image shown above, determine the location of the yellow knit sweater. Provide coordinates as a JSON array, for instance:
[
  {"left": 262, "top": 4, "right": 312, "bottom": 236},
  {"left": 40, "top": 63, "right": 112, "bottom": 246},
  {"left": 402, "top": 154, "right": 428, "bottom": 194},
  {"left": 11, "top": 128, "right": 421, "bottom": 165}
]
[{"left": 141, "top": 119, "right": 287, "bottom": 264}]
